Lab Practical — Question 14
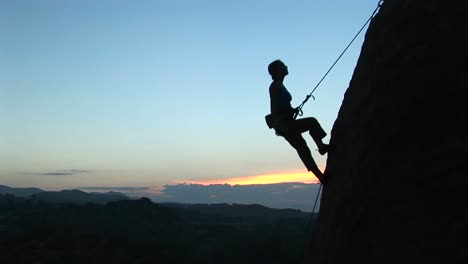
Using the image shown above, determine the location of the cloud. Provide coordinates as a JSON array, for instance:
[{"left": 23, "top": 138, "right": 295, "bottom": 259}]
[
  {"left": 27, "top": 170, "right": 90, "bottom": 176},
  {"left": 42, "top": 172, "right": 74, "bottom": 176}
]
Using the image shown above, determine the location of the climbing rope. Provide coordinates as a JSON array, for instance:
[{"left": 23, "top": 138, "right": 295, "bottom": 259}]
[
  {"left": 293, "top": 0, "right": 384, "bottom": 119},
  {"left": 311, "top": 183, "right": 322, "bottom": 214},
  {"left": 305, "top": 183, "right": 323, "bottom": 232}
]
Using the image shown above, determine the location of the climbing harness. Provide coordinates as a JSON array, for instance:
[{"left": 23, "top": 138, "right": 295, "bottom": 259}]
[{"left": 293, "top": 0, "right": 384, "bottom": 119}]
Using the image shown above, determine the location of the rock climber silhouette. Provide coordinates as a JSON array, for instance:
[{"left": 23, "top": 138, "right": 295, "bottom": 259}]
[{"left": 267, "top": 59, "right": 329, "bottom": 184}]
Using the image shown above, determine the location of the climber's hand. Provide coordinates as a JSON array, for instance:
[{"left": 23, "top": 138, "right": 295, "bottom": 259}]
[{"left": 292, "top": 107, "right": 301, "bottom": 119}]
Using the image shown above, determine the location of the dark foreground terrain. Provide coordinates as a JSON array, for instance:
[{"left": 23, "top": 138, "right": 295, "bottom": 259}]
[{"left": 0, "top": 194, "right": 314, "bottom": 264}]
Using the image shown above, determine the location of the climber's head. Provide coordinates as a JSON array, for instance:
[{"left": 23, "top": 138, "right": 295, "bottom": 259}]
[{"left": 268, "top": 60, "right": 288, "bottom": 80}]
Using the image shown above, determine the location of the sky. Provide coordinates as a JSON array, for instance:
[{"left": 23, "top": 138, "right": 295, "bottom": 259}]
[{"left": 1, "top": 0, "right": 380, "bottom": 191}]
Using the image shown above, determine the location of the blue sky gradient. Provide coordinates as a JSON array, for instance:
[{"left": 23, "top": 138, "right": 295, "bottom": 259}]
[{"left": 1, "top": 0, "right": 379, "bottom": 190}]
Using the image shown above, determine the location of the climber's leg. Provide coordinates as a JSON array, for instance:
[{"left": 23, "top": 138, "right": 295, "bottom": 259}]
[
  {"left": 283, "top": 132, "right": 327, "bottom": 184},
  {"left": 291, "top": 117, "right": 329, "bottom": 155}
]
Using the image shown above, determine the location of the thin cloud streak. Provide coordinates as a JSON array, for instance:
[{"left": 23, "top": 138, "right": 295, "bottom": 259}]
[{"left": 26, "top": 170, "right": 90, "bottom": 176}]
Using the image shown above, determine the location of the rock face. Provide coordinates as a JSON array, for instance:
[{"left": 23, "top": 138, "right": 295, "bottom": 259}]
[{"left": 311, "top": 0, "right": 468, "bottom": 262}]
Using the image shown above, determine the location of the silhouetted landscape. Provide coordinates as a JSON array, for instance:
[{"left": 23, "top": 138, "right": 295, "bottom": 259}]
[
  {"left": 0, "top": 186, "right": 315, "bottom": 264},
  {"left": 5, "top": 0, "right": 468, "bottom": 262}
]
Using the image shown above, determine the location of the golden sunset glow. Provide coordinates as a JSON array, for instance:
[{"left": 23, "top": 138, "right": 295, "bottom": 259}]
[{"left": 189, "top": 169, "right": 323, "bottom": 185}]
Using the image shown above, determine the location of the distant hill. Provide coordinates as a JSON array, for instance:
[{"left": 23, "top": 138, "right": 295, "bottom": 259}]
[
  {"left": 0, "top": 185, "right": 43, "bottom": 197},
  {"left": 164, "top": 203, "right": 310, "bottom": 224},
  {"left": 0, "top": 185, "right": 130, "bottom": 204},
  {"left": 31, "top": 189, "right": 130, "bottom": 204}
]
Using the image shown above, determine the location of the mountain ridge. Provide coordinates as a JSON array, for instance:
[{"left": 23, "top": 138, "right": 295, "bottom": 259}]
[
  {"left": 0, "top": 184, "right": 44, "bottom": 197},
  {"left": 0, "top": 185, "right": 130, "bottom": 205}
]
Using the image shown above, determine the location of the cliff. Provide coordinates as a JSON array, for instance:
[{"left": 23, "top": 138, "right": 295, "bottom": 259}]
[{"left": 311, "top": 0, "right": 468, "bottom": 262}]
